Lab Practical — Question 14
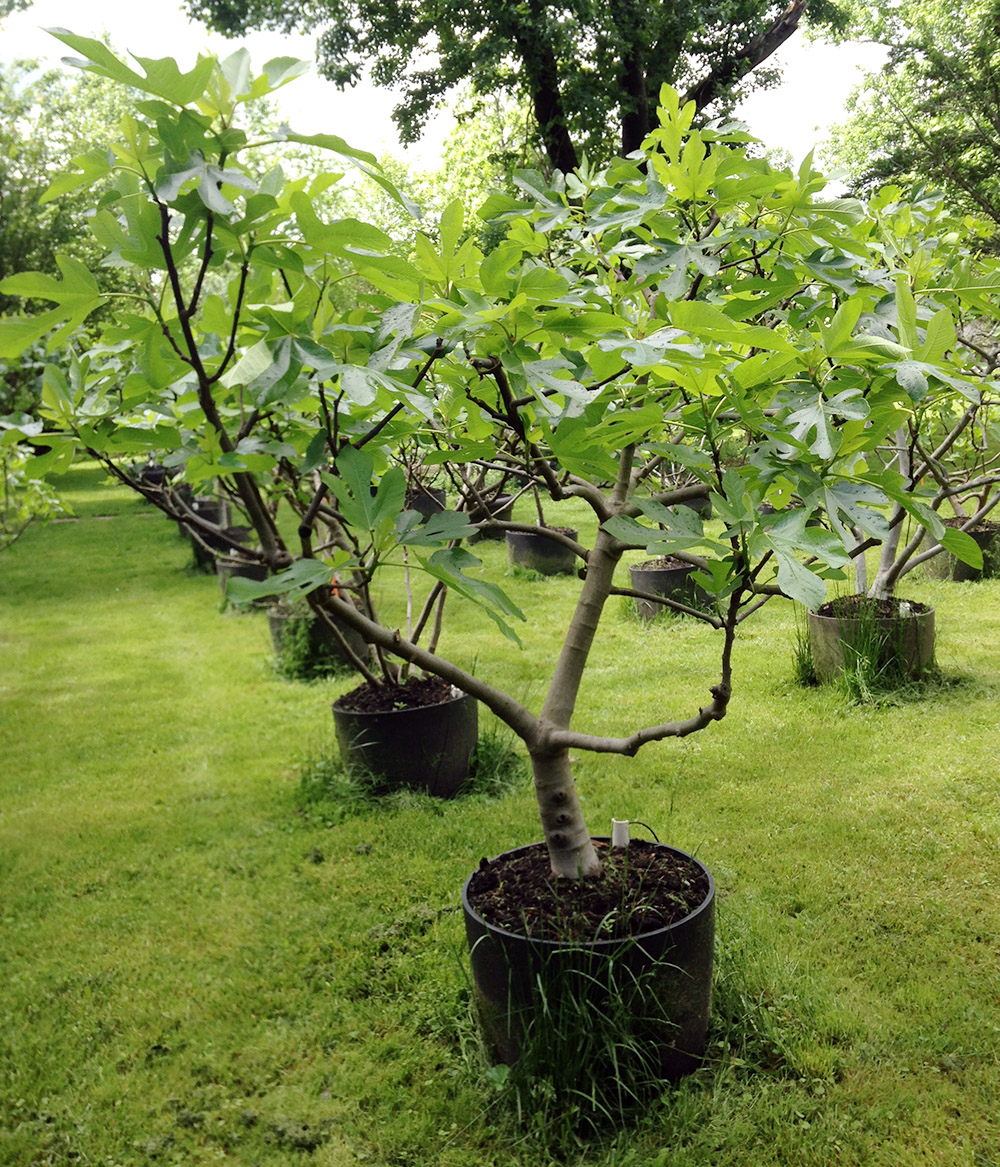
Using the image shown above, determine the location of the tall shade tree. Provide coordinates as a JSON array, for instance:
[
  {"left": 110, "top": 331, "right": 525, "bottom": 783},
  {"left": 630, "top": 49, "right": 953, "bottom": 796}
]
[
  {"left": 186, "top": 0, "right": 847, "bottom": 170},
  {"left": 827, "top": 0, "right": 1000, "bottom": 239}
]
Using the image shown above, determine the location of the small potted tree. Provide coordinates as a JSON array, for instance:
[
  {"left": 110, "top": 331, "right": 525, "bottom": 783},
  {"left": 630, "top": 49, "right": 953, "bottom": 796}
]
[
  {"left": 803, "top": 218, "right": 1000, "bottom": 683},
  {"left": 4, "top": 38, "right": 993, "bottom": 1081}
]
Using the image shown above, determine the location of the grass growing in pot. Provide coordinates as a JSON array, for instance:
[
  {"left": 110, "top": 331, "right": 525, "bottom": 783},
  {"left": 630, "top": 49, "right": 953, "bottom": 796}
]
[
  {"left": 274, "top": 604, "right": 340, "bottom": 680},
  {"left": 831, "top": 598, "right": 936, "bottom": 703},
  {"left": 808, "top": 592, "right": 938, "bottom": 691},
  {"left": 269, "top": 597, "right": 359, "bottom": 681},
  {"left": 488, "top": 946, "right": 688, "bottom": 1145}
]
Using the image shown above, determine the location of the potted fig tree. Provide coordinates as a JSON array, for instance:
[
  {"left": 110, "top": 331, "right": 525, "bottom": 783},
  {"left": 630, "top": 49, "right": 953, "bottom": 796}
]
[
  {"left": 4, "top": 38, "right": 994, "bottom": 1082},
  {"left": 801, "top": 219, "right": 1000, "bottom": 683}
]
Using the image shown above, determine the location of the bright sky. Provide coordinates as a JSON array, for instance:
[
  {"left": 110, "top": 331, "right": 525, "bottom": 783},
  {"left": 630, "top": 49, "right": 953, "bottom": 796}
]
[{"left": 2, "top": 0, "right": 886, "bottom": 169}]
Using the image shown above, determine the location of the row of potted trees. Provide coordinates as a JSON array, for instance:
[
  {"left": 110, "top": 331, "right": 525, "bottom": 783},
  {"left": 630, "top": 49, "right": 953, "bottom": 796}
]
[{"left": 3, "top": 34, "right": 999, "bottom": 1087}]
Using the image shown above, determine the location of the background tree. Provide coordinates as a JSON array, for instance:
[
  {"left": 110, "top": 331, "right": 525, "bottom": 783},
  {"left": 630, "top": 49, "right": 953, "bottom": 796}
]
[
  {"left": 0, "top": 436, "right": 63, "bottom": 551},
  {"left": 332, "top": 89, "right": 536, "bottom": 254},
  {"left": 825, "top": 0, "right": 1000, "bottom": 240},
  {"left": 0, "top": 60, "right": 137, "bottom": 416},
  {"left": 186, "top": 0, "right": 848, "bottom": 171}
]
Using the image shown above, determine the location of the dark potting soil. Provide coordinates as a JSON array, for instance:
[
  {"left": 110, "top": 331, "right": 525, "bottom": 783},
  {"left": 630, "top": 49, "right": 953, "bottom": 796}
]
[
  {"left": 635, "top": 555, "right": 689, "bottom": 570},
  {"left": 467, "top": 839, "right": 710, "bottom": 943},
  {"left": 942, "top": 517, "right": 1000, "bottom": 532},
  {"left": 531, "top": 525, "right": 575, "bottom": 535},
  {"left": 816, "top": 594, "right": 929, "bottom": 620},
  {"left": 334, "top": 675, "right": 460, "bottom": 714}
]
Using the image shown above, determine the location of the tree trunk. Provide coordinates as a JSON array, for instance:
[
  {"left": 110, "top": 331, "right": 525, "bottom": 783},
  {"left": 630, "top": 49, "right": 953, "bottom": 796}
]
[
  {"left": 531, "top": 521, "right": 628, "bottom": 877},
  {"left": 869, "top": 426, "right": 910, "bottom": 598},
  {"left": 682, "top": 0, "right": 808, "bottom": 113},
  {"left": 523, "top": 448, "right": 636, "bottom": 877},
  {"left": 512, "top": 3, "right": 580, "bottom": 173},
  {"left": 529, "top": 746, "right": 600, "bottom": 878},
  {"left": 853, "top": 527, "right": 868, "bottom": 592},
  {"left": 612, "top": 0, "right": 651, "bottom": 156}
]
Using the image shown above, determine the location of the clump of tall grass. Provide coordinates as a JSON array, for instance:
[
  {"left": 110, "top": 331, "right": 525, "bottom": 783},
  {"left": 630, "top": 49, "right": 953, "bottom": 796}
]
[
  {"left": 793, "top": 601, "right": 941, "bottom": 705},
  {"left": 465, "top": 920, "right": 828, "bottom": 1158}
]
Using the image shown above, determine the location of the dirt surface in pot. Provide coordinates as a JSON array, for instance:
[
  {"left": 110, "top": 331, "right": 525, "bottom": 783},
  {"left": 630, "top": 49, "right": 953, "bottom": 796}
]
[
  {"left": 530, "top": 525, "right": 575, "bottom": 535},
  {"left": 942, "top": 517, "right": 1000, "bottom": 532},
  {"left": 335, "top": 675, "right": 460, "bottom": 713},
  {"left": 634, "top": 556, "right": 689, "bottom": 570},
  {"left": 816, "top": 594, "right": 930, "bottom": 619},
  {"left": 467, "top": 840, "right": 709, "bottom": 943},
  {"left": 218, "top": 555, "right": 262, "bottom": 568}
]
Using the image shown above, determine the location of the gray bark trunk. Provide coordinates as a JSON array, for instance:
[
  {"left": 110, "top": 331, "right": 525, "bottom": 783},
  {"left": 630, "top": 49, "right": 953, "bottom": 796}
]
[
  {"left": 528, "top": 747, "right": 600, "bottom": 878},
  {"left": 527, "top": 453, "right": 637, "bottom": 876},
  {"left": 869, "top": 427, "right": 910, "bottom": 598},
  {"left": 853, "top": 527, "right": 868, "bottom": 593}
]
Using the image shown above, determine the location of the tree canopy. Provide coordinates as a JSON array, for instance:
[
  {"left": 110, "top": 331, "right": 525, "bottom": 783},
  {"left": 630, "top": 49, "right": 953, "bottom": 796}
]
[
  {"left": 827, "top": 0, "right": 1000, "bottom": 240},
  {"left": 4, "top": 33, "right": 997, "bottom": 873},
  {"left": 186, "top": 0, "right": 847, "bottom": 171}
]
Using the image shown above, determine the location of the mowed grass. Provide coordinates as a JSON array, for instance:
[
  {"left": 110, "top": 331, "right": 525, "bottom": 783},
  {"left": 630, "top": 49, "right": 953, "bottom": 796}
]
[{"left": 1, "top": 463, "right": 999, "bottom": 1166}]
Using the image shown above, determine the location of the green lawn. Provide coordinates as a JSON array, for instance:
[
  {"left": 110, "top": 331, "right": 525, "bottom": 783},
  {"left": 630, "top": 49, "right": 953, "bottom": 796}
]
[{"left": 2, "top": 464, "right": 999, "bottom": 1166}]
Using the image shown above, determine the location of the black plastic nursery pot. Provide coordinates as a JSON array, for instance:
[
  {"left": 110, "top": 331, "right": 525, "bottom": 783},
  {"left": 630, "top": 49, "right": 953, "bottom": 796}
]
[
  {"left": 467, "top": 494, "right": 515, "bottom": 541},
  {"left": 217, "top": 555, "right": 269, "bottom": 603},
  {"left": 679, "top": 493, "right": 712, "bottom": 519},
  {"left": 405, "top": 486, "right": 447, "bottom": 520},
  {"left": 923, "top": 522, "right": 1000, "bottom": 582},
  {"left": 134, "top": 462, "right": 170, "bottom": 490},
  {"left": 332, "top": 685, "right": 479, "bottom": 798},
  {"left": 808, "top": 595, "right": 935, "bottom": 683},
  {"left": 187, "top": 496, "right": 229, "bottom": 526},
  {"left": 268, "top": 607, "right": 369, "bottom": 671},
  {"left": 186, "top": 501, "right": 242, "bottom": 569},
  {"left": 629, "top": 557, "right": 708, "bottom": 620},
  {"left": 193, "top": 525, "right": 252, "bottom": 571},
  {"left": 463, "top": 840, "right": 715, "bottom": 1080},
  {"left": 506, "top": 527, "right": 578, "bottom": 576},
  {"left": 170, "top": 485, "right": 215, "bottom": 537}
]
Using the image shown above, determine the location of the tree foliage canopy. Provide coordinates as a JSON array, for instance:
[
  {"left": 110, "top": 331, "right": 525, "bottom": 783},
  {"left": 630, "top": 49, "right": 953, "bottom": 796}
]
[
  {"left": 827, "top": 0, "right": 1000, "bottom": 240},
  {"left": 3, "top": 33, "right": 998, "bottom": 871},
  {"left": 187, "top": 0, "right": 847, "bottom": 170}
]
